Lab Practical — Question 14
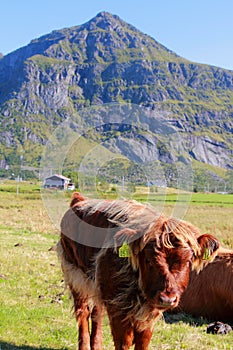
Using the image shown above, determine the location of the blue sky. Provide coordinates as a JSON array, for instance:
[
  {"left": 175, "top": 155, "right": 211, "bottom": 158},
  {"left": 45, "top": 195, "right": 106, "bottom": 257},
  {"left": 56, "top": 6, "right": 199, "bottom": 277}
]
[{"left": 1, "top": 0, "right": 233, "bottom": 70}]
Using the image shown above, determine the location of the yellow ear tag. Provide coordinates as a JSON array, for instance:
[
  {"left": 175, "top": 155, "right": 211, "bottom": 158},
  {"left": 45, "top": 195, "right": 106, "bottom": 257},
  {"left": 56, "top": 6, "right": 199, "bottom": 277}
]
[
  {"left": 119, "top": 242, "right": 130, "bottom": 258},
  {"left": 203, "top": 248, "right": 211, "bottom": 260}
]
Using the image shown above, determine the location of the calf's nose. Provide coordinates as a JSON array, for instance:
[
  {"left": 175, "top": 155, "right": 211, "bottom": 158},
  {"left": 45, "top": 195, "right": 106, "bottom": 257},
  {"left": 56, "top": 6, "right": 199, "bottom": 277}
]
[{"left": 158, "top": 293, "right": 178, "bottom": 307}]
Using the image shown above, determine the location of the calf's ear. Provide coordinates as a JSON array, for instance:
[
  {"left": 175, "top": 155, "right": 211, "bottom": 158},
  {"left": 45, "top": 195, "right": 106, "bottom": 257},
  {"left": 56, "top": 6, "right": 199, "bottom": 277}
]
[
  {"left": 114, "top": 228, "right": 142, "bottom": 270},
  {"left": 193, "top": 234, "right": 219, "bottom": 272},
  {"left": 114, "top": 228, "right": 138, "bottom": 246}
]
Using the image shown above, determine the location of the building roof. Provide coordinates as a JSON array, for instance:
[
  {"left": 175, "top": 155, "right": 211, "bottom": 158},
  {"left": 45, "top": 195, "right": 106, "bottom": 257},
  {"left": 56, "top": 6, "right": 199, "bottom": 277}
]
[{"left": 45, "top": 174, "right": 70, "bottom": 181}]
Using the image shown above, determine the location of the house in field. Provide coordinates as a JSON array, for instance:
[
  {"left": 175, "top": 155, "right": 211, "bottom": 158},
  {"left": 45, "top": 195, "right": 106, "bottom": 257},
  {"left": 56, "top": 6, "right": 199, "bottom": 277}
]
[{"left": 44, "top": 174, "right": 71, "bottom": 190}]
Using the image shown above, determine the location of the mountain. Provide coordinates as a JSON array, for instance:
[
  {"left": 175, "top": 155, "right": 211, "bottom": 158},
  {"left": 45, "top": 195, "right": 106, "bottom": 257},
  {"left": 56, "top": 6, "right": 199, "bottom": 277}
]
[{"left": 0, "top": 11, "right": 232, "bottom": 173}]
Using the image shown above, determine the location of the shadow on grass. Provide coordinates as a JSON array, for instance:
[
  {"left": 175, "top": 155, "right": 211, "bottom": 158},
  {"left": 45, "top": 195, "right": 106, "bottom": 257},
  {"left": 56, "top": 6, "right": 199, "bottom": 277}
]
[
  {"left": 0, "top": 342, "right": 69, "bottom": 350},
  {"left": 164, "top": 311, "right": 233, "bottom": 328},
  {"left": 164, "top": 311, "right": 210, "bottom": 327}
]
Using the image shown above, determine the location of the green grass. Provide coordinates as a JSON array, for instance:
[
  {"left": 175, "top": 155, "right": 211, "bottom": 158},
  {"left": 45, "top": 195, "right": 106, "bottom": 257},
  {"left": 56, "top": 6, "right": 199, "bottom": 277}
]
[
  {"left": 0, "top": 186, "right": 233, "bottom": 349},
  {"left": 0, "top": 227, "right": 77, "bottom": 349},
  {"left": 190, "top": 192, "right": 233, "bottom": 206},
  {"left": 134, "top": 192, "right": 233, "bottom": 208}
]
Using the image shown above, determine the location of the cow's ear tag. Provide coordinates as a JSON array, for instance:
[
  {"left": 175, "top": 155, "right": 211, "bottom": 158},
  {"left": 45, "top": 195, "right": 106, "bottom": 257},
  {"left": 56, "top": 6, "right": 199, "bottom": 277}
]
[
  {"left": 119, "top": 242, "right": 130, "bottom": 258},
  {"left": 203, "top": 248, "right": 211, "bottom": 260}
]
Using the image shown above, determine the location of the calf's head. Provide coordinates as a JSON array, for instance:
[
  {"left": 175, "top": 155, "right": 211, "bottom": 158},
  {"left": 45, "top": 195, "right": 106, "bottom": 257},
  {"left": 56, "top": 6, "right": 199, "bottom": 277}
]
[{"left": 116, "top": 217, "right": 219, "bottom": 310}]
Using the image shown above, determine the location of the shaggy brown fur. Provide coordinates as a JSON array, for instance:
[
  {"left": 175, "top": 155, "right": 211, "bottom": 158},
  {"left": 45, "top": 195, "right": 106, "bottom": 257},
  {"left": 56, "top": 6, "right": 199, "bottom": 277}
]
[{"left": 58, "top": 193, "right": 219, "bottom": 350}]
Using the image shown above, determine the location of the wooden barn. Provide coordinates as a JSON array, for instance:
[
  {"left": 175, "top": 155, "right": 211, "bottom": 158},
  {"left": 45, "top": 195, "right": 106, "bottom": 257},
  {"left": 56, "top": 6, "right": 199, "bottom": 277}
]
[{"left": 44, "top": 174, "right": 71, "bottom": 190}]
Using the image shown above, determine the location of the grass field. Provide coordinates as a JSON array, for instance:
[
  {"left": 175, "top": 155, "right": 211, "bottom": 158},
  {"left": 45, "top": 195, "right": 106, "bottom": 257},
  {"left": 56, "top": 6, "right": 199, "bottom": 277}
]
[{"left": 0, "top": 182, "right": 232, "bottom": 349}]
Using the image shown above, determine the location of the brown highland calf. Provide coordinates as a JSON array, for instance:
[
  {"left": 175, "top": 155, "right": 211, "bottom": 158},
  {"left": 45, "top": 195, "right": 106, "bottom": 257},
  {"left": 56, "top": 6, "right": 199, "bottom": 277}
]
[
  {"left": 57, "top": 193, "right": 219, "bottom": 350},
  {"left": 178, "top": 248, "right": 233, "bottom": 322}
]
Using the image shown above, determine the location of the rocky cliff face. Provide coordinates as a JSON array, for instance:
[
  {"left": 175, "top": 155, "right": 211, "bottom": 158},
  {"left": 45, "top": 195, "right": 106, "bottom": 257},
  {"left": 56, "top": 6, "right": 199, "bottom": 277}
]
[{"left": 0, "top": 12, "right": 232, "bottom": 169}]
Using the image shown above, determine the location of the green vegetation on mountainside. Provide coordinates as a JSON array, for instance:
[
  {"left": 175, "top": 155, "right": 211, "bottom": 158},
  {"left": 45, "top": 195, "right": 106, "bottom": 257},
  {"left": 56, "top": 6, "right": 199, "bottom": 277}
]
[{"left": 0, "top": 12, "right": 232, "bottom": 179}]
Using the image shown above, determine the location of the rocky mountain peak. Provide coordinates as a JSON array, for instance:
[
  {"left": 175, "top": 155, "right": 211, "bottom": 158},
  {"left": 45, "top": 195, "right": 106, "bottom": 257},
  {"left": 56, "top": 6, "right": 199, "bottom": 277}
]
[
  {"left": 0, "top": 12, "right": 232, "bottom": 171},
  {"left": 89, "top": 11, "right": 122, "bottom": 28}
]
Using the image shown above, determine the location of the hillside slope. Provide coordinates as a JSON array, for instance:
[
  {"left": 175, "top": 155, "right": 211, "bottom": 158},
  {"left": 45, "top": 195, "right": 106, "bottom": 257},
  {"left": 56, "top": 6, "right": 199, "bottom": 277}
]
[{"left": 0, "top": 12, "right": 232, "bottom": 169}]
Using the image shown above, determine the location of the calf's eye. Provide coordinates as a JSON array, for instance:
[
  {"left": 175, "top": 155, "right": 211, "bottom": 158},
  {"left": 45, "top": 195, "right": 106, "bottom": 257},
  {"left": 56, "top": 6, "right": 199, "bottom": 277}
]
[{"left": 145, "top": 258, "right": 153, "bottom": 266}]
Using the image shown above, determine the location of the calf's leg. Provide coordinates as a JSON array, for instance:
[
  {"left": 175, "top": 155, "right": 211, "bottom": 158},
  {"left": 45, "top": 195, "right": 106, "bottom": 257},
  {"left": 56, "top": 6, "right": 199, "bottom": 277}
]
[
  {"left": 90, "top": 305, "right": 103, "bottom": 350},
  {"left": 108, "top": 316, "right": 134, "bottom": 350},
  {"left": 72, "top": 290, "right": 91, "bottom": 350},
  {"left": 134, "top": 328, "right": 153, "bottom": 350}
]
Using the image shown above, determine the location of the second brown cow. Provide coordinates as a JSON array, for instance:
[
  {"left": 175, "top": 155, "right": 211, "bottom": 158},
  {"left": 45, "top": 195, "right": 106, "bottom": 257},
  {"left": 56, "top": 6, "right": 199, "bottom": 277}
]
[
  {"left": 178, "top": 248, "right": 233, "bottom": 322},
  {"left": 58, "top": 194, "right": 219, "bottom": 350}
]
